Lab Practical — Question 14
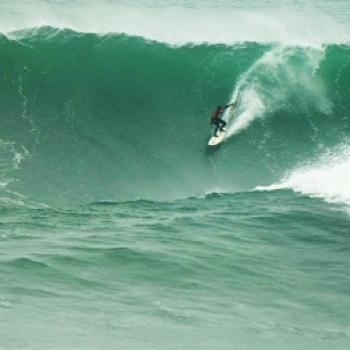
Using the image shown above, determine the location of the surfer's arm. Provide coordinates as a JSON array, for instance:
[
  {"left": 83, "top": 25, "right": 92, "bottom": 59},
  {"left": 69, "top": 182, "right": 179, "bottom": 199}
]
[{"left": 224, "top": 103, "right": 234, "bottom": 109}]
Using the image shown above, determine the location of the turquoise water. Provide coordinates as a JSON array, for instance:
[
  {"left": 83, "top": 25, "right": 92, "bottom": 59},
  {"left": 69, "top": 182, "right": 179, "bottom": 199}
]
[
  {"left": 1, "top": 1, "right": 350, "bottom": 349},
  {"left": 1, "top": 192, "right": 350, "bottom": 349}
]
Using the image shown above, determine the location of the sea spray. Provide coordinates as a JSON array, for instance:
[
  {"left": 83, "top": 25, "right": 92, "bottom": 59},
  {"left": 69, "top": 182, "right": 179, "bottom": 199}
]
[
  {"left": 256, "top": 142, "right": 350, "bottom": 206},
  {"left": 226, "top": 46, "right": 330, "bottom": 137}
]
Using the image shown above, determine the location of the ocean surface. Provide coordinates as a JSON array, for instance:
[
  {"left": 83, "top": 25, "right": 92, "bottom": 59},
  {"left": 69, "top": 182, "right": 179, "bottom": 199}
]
[{"left": 1, "top": 1, "right": 350, "bottom": 349}]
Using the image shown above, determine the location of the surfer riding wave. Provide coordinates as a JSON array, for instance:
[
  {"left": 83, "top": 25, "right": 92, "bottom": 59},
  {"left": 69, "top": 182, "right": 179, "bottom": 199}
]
[{"left": 211, "top": 104, "right": 234, "bottom": 137}]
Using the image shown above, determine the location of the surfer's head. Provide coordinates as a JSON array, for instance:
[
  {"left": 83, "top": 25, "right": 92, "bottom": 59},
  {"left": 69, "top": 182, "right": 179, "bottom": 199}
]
[{"left": 217, "top": 106, "right": 222, "bottom": 111}]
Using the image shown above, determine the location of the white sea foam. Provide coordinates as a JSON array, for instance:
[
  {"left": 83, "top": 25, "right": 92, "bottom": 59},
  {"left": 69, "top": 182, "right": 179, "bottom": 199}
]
[
  {"left": 225, "top": 87, "right": 265, "bottom": 136},
  {"left": 1, "top": 1, "right": 350, "bottom": 46},
  {"left": 256, "top": 144, "right": 350, "bottom": 206},
  {"left": 225, "top": 46, "right": 329, "bottom": 137}
]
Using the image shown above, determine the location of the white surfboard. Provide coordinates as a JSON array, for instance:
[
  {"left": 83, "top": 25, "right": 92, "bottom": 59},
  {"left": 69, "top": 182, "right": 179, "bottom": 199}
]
[{"left": 208, "top": 129, "right": 226, "bottom": 146}]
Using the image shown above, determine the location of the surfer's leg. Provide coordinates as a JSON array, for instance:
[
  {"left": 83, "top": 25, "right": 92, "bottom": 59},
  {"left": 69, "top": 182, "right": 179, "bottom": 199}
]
[
  {"left": 219, "top": 120, "right": 227, "bottom": 131},
  {"left": 214, "top": 124, "right": 220, "bottom": 137}
]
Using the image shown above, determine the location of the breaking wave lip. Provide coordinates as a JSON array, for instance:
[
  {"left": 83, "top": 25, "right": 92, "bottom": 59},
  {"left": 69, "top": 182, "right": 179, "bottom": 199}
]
[
  {"left": 2, "top": 3, "right": 350, "bottom": 46},
  {"left": 255, "top": 144, "right": 350, "bottom": 207}
]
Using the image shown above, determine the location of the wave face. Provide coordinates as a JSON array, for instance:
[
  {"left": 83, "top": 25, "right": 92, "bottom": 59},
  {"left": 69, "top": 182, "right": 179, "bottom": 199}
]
[{"left": 1, "top": 28, "right": 350, "bottom": 205}]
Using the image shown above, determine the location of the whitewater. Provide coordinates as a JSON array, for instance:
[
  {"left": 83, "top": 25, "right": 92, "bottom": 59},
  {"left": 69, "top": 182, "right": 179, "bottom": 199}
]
[{"left": 0, "top": 1, "right": 350, "bottom": 349}]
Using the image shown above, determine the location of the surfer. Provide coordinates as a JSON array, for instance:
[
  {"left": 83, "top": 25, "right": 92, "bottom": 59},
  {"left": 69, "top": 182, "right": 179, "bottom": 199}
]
[{"left": 211, "top": 104, "right": 233, "bottom": 137}]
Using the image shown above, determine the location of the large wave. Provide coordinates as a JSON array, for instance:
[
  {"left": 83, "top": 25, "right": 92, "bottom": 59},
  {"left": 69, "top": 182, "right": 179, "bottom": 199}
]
[{"left": 0, "top": 27, "right": 350, "bottom": 205}]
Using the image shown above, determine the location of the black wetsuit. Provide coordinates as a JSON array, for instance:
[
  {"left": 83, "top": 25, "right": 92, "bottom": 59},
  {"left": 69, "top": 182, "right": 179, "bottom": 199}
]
[{"left": 211, "top": 105, "right": 231, "bottom": 136}]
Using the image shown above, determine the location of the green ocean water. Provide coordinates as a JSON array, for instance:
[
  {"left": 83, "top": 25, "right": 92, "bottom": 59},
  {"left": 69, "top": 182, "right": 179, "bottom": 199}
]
[
  {"left": 1, "top": 1, "right": 350, "bottom": 349},
  {"left": 1, "top": 192, "right": 350, "bottom": 349}
]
